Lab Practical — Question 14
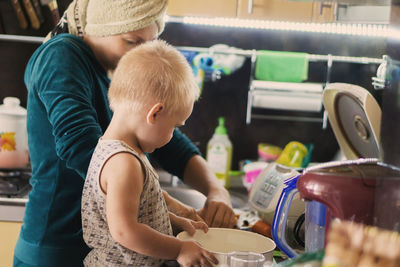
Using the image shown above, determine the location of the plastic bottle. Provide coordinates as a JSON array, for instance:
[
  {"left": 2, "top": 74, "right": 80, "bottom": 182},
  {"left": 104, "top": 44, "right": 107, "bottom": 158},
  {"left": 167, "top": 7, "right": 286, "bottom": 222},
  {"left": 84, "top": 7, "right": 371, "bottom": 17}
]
[{"left": 206, "top": 117, "right": 233, "bottom": 188}]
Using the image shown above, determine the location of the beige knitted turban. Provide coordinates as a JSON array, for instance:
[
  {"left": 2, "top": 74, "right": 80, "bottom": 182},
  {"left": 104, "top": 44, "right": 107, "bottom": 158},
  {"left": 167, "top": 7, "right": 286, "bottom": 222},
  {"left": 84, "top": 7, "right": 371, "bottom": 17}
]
[{"left": 66, "top": 0, "right": 168, "bottom": 37}]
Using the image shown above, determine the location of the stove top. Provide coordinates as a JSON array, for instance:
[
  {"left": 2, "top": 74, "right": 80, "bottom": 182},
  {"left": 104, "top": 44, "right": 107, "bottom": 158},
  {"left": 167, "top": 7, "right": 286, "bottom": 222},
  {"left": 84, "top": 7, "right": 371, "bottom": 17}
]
[{"left": 0, "top": 170, "right": 31, "bottom": 197}]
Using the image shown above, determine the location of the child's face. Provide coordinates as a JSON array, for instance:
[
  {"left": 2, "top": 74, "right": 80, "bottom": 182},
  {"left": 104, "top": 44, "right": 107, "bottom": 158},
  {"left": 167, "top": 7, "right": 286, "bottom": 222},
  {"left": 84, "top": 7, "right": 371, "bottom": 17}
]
[{"left": 141, "top": 105, "right": 193, "bottom": 153}]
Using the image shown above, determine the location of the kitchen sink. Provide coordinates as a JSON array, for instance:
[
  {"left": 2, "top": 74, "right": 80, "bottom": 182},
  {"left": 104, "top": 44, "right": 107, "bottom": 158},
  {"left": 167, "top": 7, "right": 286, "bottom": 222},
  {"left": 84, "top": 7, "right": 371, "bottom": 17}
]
[{"left": 162, "top": 186, "right": 248, "bottom": 210}]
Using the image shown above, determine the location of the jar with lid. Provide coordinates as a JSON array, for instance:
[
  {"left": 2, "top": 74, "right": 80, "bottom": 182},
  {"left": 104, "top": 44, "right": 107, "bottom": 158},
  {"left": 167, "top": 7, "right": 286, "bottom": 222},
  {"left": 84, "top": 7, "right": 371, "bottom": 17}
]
[{"left": 0, "top": 97, "right": 29, "bottom": 169}]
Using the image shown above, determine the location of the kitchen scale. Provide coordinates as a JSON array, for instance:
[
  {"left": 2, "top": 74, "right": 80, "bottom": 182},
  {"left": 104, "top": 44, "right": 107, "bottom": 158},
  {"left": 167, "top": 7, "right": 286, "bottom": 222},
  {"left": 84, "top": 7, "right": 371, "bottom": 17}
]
[
  {"left": 248, "top": 163, "right": 303, "bottom": 224},
  {"left": 248, "top": 162, "right": 306, "bottom": 257}
]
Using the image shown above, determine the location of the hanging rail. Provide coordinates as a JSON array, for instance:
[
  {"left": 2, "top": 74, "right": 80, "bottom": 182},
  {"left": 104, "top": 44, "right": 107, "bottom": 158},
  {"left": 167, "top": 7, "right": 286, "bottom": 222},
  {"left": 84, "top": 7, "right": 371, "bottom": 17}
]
[
  {"left": 0, "top": 34, "right": 386, "bottom": 65},
  {"left": 0, "top": 34, "right": 44, "bottom": 44},
  {"left": 176, "top": 45, "right": 385, "bottom": 65}
]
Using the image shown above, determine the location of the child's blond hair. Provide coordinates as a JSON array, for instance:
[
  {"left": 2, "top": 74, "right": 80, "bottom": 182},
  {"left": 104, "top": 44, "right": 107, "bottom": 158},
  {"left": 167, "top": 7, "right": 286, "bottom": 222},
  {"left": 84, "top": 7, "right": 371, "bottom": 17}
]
[{"left": 108, "top": 40, "right": 200, "bottom": 115}]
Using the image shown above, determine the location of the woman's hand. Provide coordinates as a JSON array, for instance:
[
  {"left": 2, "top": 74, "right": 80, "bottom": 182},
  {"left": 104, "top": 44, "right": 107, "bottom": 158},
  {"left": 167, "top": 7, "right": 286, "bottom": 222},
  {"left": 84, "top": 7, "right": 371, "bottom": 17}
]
[{"left": 198, "top": 187, "right": 237, "bottom": 228}]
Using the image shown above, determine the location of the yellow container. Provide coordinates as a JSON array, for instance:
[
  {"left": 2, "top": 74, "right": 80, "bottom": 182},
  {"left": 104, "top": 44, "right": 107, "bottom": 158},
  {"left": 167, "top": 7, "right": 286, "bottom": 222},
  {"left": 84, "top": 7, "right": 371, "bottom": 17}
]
[{"left": 275, "top": 141, "right": 308, "bottom": 168}]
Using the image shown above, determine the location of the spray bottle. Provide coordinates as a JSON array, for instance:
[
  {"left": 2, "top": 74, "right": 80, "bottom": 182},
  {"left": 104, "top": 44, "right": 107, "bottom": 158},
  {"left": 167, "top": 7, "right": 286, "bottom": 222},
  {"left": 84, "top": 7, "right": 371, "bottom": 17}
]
[{"left": 206, "top": 117, "right": 233, "bottom": 188}]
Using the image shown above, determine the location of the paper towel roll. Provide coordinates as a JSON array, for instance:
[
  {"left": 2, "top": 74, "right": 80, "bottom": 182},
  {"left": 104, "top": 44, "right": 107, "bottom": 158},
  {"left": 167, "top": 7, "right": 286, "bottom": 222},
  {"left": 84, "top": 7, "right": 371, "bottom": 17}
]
[
  {"left": 252, "top": 80, "right": 323, "bottom": 93},
  {"left": 252, "top": 92, "right": 322, "bottom": 112}
]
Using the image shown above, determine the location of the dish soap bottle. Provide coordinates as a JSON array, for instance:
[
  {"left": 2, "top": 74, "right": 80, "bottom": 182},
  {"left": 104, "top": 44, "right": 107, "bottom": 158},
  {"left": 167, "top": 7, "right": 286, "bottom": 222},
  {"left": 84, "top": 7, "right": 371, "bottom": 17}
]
[{"left": 206, "top": 117, "right": 233, "bottom": 188}]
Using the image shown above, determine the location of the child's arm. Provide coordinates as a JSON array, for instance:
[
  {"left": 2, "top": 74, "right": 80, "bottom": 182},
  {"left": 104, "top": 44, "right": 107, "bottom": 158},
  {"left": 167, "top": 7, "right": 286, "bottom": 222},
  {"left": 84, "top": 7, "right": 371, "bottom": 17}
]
[
  {"left": 104, "top": 153, "right": 180, "bottom": 258},
  {"left": 163, "top": 190, "right": 204, "bottom": 223},
  {"left": 102, "top": 153, "right": 218, "bottom": 265}
]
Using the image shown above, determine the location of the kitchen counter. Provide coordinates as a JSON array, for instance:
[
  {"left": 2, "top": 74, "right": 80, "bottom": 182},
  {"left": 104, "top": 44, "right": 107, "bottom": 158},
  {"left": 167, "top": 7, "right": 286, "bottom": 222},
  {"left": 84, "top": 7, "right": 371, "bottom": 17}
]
[{"left": 0, "top": 185, "right": 248, "bottom": 223}]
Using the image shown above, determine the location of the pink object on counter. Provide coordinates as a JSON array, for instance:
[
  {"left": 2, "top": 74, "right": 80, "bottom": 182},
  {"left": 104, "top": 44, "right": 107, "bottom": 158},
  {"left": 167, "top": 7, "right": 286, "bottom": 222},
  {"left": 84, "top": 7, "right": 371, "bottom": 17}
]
[
  {"left": 243, "top": 162, "right": 269, "bottom": 191},
  {"left": 245, "top": 169, "right": 263, "bottom": 185}
]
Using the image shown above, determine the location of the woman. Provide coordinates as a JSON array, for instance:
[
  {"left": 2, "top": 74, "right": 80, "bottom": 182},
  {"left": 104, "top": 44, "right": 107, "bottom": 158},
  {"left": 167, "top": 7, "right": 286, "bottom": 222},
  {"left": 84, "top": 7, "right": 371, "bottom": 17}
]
[{"left": 14, "top": 0, "right": 235, "bottom": 266}]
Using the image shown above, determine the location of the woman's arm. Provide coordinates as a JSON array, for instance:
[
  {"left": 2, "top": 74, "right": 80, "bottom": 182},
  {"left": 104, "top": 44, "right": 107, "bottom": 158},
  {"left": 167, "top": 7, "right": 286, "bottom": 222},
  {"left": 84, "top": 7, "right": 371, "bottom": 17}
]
[
  {"left": 150, "top": 128, "right": 200, "bottom": 178},
  {"left": 27, "top": 36, "right": 108, "bottom": 178},
  {"left": 183, "top": 155, "right": 237, "bottom": 228},
  {"left": 151, "top": 129, "right": 236, "bottom": 228}
]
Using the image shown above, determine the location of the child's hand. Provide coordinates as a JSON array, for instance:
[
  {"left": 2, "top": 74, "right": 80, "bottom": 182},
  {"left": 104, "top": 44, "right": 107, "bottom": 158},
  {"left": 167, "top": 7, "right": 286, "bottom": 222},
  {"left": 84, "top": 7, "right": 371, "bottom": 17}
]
[
  {"left": 173, "top": 215, "right": 208, "bottom": 236},
  {"left": 177, "top": 240, "right": 218, "bottom": 267},
  {"left": 163, "top": 191, "right": 205, "bottom": 223}
]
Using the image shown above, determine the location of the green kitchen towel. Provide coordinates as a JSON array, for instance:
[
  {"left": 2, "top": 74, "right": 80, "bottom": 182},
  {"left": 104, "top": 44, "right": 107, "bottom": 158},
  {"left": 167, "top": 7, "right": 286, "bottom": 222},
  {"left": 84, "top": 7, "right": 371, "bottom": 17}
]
[{"left": 255, "top": 50, "right": 309, "bottom": 82}]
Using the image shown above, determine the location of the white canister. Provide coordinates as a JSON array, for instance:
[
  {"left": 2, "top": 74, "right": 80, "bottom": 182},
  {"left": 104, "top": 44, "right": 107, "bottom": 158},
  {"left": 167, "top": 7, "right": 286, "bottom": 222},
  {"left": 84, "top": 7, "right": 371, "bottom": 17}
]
[{"left": 0, "top": 97, "right": 29, "bottom": 169}]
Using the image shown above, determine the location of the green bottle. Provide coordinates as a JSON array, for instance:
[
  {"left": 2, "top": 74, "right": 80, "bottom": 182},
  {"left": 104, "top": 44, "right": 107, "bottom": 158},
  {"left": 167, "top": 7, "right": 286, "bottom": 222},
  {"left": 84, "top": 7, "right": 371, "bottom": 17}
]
[{"left": 206, "top": 117, "right": 233, "bottom": 188}]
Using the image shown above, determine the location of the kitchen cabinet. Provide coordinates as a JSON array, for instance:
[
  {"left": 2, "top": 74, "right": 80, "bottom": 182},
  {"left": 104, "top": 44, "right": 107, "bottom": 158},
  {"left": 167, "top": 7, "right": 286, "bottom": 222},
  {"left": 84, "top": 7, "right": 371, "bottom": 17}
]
[
  {"left": 237, "top": 0, "right": 315, "bottom": 22},
  {"left": 283, "top": 0, "right": 392, "bottom": 24},
  {"left": 0, "top": 221, "right": 22, "bottom": 267},
  {"left": 311, "top": 2, "right": 336, "bottom": 23},
  {"left": 336, "top": 5, "right": 391, "bottom": 24},
  {"left": 167, "top": 0, "right": 238, "bottom": 18},
  {"left": 167, "top": 0, "right": 389, "bottom": 24},
  {"left": 167, "top": 0, "right": 319, "bottom": 22}
]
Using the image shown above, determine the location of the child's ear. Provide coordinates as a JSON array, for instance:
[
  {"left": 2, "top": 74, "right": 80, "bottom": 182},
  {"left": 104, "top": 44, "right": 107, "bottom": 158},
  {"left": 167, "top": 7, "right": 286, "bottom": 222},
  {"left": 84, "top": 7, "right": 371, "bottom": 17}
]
[{"left": 146, "top": 103, "right": 164, "bottom": 124}]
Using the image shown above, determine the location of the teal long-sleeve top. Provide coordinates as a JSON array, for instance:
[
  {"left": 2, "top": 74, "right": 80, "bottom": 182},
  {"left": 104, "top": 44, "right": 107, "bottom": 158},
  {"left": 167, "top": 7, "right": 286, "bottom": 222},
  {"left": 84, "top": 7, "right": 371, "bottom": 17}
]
[{"left": 14, "top": 34, "right": 200, "bottom": 267}]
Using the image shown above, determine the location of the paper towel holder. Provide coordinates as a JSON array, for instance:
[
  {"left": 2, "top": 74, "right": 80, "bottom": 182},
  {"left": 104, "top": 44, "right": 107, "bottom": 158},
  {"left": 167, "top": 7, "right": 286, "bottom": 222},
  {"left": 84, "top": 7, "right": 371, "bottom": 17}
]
[
  {"left": 245, "top": 52, "right": 384, "bottom": 129},
  {"left": 246, "top": 80, "right": 327, "bottom": 126},
  {"left": 245, "top": 50, "right": 330, "bottom": 128}
]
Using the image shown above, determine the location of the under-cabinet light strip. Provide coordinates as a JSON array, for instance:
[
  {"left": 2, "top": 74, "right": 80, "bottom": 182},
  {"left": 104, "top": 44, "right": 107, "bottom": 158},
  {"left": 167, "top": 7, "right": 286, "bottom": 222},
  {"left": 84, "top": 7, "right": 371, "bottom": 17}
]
[
  {"left": 388, "top": 27, "right": 400, "bottom": 41},
  {"left": 166, "top": 16, "right": 389, "bottom": 38}
]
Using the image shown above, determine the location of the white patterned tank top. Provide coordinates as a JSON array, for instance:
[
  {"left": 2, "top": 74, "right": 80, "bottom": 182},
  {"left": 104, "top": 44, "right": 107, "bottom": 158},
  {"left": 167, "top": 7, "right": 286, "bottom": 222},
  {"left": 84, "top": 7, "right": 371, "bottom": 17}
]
[{"left": 81, "top": 139, "right": 173, "bottom": 267}]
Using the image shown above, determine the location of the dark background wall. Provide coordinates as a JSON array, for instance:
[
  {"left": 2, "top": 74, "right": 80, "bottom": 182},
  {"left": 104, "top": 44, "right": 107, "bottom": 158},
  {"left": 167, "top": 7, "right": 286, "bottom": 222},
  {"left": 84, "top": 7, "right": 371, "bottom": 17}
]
[
  {"left": 161, "top": 24, "right": 386, "bottom": 168},
  {"left": 380, "top": 1, "right": 400, "bottom": 167},
  {"left": 0, "top": 0, "right": 387, "bottom": 169}
]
